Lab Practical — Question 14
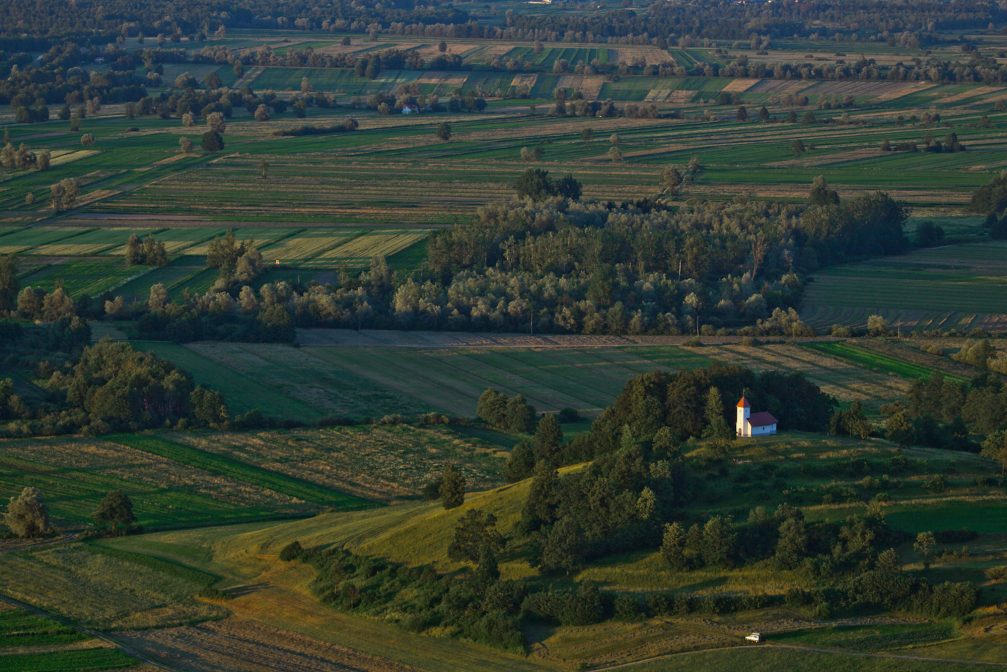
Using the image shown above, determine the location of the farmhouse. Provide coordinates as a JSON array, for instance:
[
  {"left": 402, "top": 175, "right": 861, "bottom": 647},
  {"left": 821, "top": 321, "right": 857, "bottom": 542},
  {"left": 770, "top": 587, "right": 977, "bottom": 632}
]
[{"left": 736, "top": 396, "right": 777, "bottom": 437}]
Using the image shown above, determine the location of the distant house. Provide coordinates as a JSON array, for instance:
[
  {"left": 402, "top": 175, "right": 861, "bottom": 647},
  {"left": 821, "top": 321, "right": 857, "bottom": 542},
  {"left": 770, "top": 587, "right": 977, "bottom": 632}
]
[
  {"left": 401, "top": 105, "right": 419, "bottom": 115},
  {"left": 736, "top": 396, "right": 777, "bottom": 437}
]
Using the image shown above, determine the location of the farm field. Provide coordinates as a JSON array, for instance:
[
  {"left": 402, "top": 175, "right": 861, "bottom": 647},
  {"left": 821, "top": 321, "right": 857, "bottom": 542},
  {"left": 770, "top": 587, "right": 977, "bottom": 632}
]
[
  {"left": 11, "top": 432, "right": 996, "bottom": 672},
  {"left": 5, "top": 10, "right": 1007, "bottom": 672},
  {"left": 0, "top": 603, "right": 137, "bottom": 671},
  {"left": 168, "top": 424, "right": 509, "bottom": 501},
  {"left": 135, "top": 334, "right": 945, "bottom": 422},
  {"left": 800, "top": 241, "right": 1007, "bottom": 332}
]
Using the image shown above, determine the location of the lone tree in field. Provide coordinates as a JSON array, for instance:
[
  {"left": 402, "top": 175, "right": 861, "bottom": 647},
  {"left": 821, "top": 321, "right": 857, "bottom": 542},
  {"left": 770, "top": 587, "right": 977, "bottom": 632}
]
[
  {"left": 201, "top": 130, "right": 224, "bottom": 152},
  {"left": 93, "top": 490, "right": 136, "bottom": 535},
  {"left": 80, "top": 133, "right": 95, "bottom": 147},
  {"left": 608, "top": 145, "right": 623, "bottom": 162},
  {"left": 914, "top": 531, "right": 936, "bottom": 570},
  {"left": 254, "top": 104, "right": 271, "bottom": 122},
  {"left": 49, "top": 178, "right": 78, "bottom": 211},
  {"left": 436, "top": 122, "right": 452, "bottom": 141},
  {"left": 791, "top": 139, "right": 806, "bottom": 157},
  {"left": 520, "top": 146, "right": 543, "bottom": 162},
  {"left": 581, "top": 128, "right": 594, "bottom": 143},
  {"left": 0, "top": 255, "right": 18, "bottom": 312},
  {"left": 808, "top": 175, "right": 839, "bottom": 206},
  {"left": 179, "top": 137, "right": 193, "bottom": 154},
  {"left": 736, "top": 105, "right": 748, "bottom": 121},
  {"left": 439, "top": 464, "right": 466, "bottom": 509},
  {"left": 660, "top": 165, "right": 685, "bottom": 197},
  {"left": 259, "top": 160, "right": 269, "bottom": 179},
  {"left": 4, "top": 487, "right": 50, "bottom": 538}
]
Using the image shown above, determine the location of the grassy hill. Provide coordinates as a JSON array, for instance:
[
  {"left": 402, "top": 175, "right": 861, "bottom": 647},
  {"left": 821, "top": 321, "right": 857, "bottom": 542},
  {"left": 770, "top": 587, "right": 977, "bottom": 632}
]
[{"left": 4, "top": 432, "right": 997, "bottom": 670}]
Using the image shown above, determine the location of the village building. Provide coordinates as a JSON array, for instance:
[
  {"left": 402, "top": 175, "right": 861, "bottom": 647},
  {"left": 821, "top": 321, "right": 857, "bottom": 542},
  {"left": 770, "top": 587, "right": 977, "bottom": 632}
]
[{"left": 736, "top": 396, "right": 777, "bottom": 437}]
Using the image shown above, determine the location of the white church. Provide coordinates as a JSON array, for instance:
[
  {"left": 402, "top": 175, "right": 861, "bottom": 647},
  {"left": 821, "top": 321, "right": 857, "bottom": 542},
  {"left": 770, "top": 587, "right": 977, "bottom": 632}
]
[{"left": 736, "top": 396, "right": 777, "bottom": 437}]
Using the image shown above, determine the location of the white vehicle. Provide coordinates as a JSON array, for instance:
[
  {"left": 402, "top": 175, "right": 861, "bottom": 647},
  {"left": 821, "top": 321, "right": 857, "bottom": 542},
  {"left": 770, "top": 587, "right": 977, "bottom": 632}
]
[{"left": 745, "top": 632, "right": 762, "bottom": 644}]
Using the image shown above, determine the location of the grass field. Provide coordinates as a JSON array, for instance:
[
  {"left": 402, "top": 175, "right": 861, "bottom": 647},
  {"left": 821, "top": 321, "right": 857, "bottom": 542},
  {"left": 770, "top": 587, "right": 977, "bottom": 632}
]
[{"left": 801, "top": 241, "right": 1007, "bottom": 333}]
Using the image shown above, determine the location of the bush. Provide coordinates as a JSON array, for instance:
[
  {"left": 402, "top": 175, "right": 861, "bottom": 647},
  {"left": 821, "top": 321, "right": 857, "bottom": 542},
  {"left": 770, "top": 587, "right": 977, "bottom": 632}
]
[{"left": 279, "top": 540, "right": 304, "bottom": 561}]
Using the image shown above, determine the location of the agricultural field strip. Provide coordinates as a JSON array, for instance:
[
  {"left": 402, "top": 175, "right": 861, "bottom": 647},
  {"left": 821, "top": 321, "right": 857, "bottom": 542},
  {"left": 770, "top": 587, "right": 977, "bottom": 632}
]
[
  {"left": 108, "top": 434, "right": 372, "bottom": 510},
  {"left": 0, "top": 438, "right": 307, "bottom": 528},
  {"left": 802, "top": 342, "right": 966, "bottom": 383}
]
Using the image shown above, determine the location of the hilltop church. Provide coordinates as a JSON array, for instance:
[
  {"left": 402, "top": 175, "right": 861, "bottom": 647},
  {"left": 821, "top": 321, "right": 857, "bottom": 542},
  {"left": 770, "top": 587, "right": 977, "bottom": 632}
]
[{"left": 736, "top": 396, "right": 777, "bottom": 437}]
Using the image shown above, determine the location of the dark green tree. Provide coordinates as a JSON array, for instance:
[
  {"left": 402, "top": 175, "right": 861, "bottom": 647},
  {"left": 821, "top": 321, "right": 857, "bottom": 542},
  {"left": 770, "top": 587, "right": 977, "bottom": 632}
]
[
  {"left": 533, "top": 413, "right": 563, "bottom": 465},
  {"left": 440, "top": 464, "right": 466, "bottom": 509},
  {"left": 660, "top": 522, "right": 688, "bottom": 569},
  {"left": 93, "top": 490, "right": 136, "bottom": 535},
  {"left": 448, "top": 509, "right": 503, "bottom": 562},
  {"left": 0, "top": 255, "right": 19, "bottom": 312},
  {"left": 506, "top": 394, "right": 536, "bottom": 433}
]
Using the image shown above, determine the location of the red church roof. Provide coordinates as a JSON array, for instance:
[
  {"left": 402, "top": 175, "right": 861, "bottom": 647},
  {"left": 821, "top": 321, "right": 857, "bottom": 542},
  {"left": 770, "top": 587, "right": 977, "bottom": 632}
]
[
  {"left": 736, "top": 396, "right": 750, "bottom": 408},
  {"left": 748, "top": 411, "right": 777, "bottom": 427}
]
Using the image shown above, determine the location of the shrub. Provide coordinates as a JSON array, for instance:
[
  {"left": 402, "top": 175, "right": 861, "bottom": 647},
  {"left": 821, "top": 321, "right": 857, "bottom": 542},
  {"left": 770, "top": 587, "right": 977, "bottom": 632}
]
[{"left": 279, "top": 540, "right": 304, "bottom": 561}]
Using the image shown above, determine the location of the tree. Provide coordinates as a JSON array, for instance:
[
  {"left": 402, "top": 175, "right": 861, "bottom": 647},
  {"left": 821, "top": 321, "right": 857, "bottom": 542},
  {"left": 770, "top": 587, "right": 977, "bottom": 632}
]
[
  {"left": 506, "top": 394, "right": 537, "bottom": 433},
  {"left": 477, "top": 388, "right": 508, "bottom": 427},
  {"left": 774, "top": 517, "right": 809, "bottom": 569},
  {"left": 791, "top": 139, "right": 806, "bottom": 156},
  {"left": 736, "top": 105, "right": 748, "bottom": 122},
  {"left": 124, "top": 234, "right": 143, "bottom": 266},
  {"left": 702, "top": 386, "right": 731, "bottom": 440},
  {"left": 49, "top": 178, "right": 78, "bottom": 211},
  {"left": 0, "top": 256, "right": 19, "bottom": 312},
  {"left": 914, "top": 531, "right": 936, "bottom": 570},
  {"left": 701, "top": 515, "right": 735, "bottom": 568},
  {"left": 206, "top": 112, "right": 226, "bottom": 133},
  {"left": 521, "top": 461, "right": 559, "bottom": 531},
  {"left": 201, "top": 130, "right": 224, "bottom": 152},
  {"left": 538, "top": 517, "right": 584, "bottom": 574},
  {"left": 867, "top": 314, "right": 889, "bottom": 336},
  {"left": 436, "top": 122, "right": 452, "bottom": 141},
  {"left": 661, "top": 522, "right": 688, "bottom": 569},
  {"left": 661, "top": 166, "right": 684, "bottom": 197},
  {"left": 179, "top": 137, "right": 193, "bottom": 154},
  {"left": 448, "top": 509, "right": 503, "bottom": 562},
  {"left": 80, "top": 133, "right": 95, "bottom": 147},
  {"left": 506, "top": 441, "right": 536, "bottom": 481},
  {"left": 147, "top": 283, "right": 169, "bottom": 312},
  {"left": 580, "top": 128, "right": 594, "bottom": 143},
  {"left": 259, "top": 160, "right": 269, "bottom": 179},
  {"left": 4, "top": 487, "right": 49, "bottom": 538},
  {"left": 809, "top": 175, "right": 839, "bottom": 206},
  {"left": 254, "top": 104, "right": 271, "bottom": 122},
  {"left": 191, "top": 386, "right": 229, "bottom": 427},
  {"left": 981, "top": 430, "right": 1007, "bottom": 476},
  {"left": 533, "top": 413, "right": 563, "bottom": 465},
  {"left": 440, "top": 464, "right": 466, "bottom": 509},
  {"left": 36, "top": 150, "right": 50, "bottom": 171},
  {"left": 608, "top": 146, "right": 623, "bottom": 162},
  {"left": 93, "top": 491, "right": 136, "bottom": 535}
]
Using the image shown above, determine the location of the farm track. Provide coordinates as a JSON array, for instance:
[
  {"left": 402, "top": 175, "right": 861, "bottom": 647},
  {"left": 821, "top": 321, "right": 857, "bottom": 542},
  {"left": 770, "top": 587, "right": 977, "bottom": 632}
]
[{"left": 591, "top": 642, "right": 1007, "bottom": 671}]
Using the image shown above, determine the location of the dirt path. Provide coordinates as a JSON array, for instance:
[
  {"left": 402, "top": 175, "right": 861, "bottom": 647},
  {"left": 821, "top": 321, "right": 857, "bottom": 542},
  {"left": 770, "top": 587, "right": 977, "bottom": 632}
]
[{"left": 591, "top": 641, "right": 1007, "bottom": 671}]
